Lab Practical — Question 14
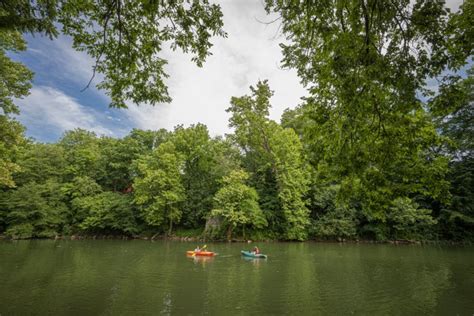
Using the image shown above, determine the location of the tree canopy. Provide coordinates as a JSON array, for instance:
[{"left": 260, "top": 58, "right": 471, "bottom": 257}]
[{"left": 0, "top": 0, "right": 472, "bottom": 241}]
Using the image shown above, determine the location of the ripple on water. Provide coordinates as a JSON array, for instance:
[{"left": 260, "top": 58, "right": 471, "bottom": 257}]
[{"left": 0, "top": 241, "right": 473, "bottom": 315}]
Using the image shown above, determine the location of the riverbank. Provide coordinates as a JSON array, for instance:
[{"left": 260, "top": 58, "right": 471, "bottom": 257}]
[{"left": 1, "top": 233, "right": 471, "bottom": 245}]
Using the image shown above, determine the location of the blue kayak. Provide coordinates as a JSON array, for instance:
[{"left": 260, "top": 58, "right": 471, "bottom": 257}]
[{"left": 241, "top": 250, "right": 267, "bottom": 259}]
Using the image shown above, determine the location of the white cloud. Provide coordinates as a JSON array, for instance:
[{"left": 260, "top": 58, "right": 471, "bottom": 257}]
[
  {"left": 17, "top": 86, "right": 114, "bottom": 139},
  {"left": 124, "top": 102, "right": 173, "bottom": 131},
  {"left": 26, "top": 34, "right": 108, "bottom": 100},
  {"left": 22, "top": 3, "right": 307, "bottom": 138},
  {"left": 446, "top": 0, "right": 464, "bottom": 11},
  {"left": 123, "top": 1, "right": 307, "bottom": 136}
]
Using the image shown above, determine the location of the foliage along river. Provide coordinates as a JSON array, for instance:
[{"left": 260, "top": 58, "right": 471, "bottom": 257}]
[{"left": 0, "top": 240, "right": 473, "bottom": 315}]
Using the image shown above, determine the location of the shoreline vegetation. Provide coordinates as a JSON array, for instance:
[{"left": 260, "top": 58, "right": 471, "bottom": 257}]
[
  {"left": 1, "top": 233, "right": 472, "bottom": 246},
  {"left": 1, "top": 2, "right": 473, "bottom": 243}
]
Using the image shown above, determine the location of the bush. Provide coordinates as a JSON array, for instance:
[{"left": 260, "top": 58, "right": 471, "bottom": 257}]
[
  {"left": 387, "top": 197, "right": 437, "bottom": 240},
  {"left": 6, "top": 223, "right": 34, "bottom": 239},
  {"left": 311, "top": 206, "right": 358, "bottom": 239}
]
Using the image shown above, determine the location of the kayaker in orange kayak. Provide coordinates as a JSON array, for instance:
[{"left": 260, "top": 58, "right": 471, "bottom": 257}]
[
  {"left": 253, "top": 246, "right": 260, "bottom": 255},
  {"left": 187, "top": 244, "right": 214, "bottom": 257}
]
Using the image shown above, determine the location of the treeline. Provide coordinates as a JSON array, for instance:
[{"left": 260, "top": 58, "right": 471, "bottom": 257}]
[
  {"left": 0, "top": 122, "right": 239, "bottom": 239},
  {"left": 1, "top": 74, "right": 473, "bottom": 241},
  {"left": 1, "top": 0, "right": 473, "bottom": 241}
]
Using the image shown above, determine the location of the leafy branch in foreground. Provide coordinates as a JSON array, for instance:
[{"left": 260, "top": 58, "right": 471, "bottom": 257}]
[{"left": 1, "top": 0, "right": 226, "bottom": 108}]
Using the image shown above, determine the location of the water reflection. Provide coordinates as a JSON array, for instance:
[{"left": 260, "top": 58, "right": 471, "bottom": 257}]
[
  {"left": 0, "top": 241, "right": 472, "bottom": 315},
  {"left": 241, "top": 256, "right": 266, "bottom": 267},
  {"left": 160, "top": 293, "right": 172, "bottom": 316},
  {"left": 187, "top": 254, "right": 215, "bottom": 266}
]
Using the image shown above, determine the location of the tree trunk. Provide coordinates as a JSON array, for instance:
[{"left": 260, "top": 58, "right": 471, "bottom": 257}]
[
  {"left": 227, "top": 225, "right": 233, "bottom": 241},
  {"left": 151, "top": 232, "right": 160, "bottom": 240},
  {"left": 168, "top": 220, "right": 173, "bottom": 236}
]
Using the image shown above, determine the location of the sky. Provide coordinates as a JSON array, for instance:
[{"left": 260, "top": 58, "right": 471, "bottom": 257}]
[
  {"left": 12, "top": 0, "right": 465, "bottom": 142},
  {"left": 12, "top": 1, "right": 307, "bottom": 142}
]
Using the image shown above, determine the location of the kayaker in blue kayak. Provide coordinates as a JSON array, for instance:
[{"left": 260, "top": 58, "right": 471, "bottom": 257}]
[
  {"left": 253, "top": 246, "right": 260, "bottom": 255},
  {"left": 241, "top": 248, "right": 267, "bottom": 259}
]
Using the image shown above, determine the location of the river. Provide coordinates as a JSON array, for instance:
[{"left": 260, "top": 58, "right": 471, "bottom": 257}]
[{"left": 0, "top": 240, "right": 472, "bottom": 315}]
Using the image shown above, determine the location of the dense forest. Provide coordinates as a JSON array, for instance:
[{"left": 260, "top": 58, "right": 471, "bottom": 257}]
[{"left": 1, "top": 0, "right": 473, "bottom": 241}]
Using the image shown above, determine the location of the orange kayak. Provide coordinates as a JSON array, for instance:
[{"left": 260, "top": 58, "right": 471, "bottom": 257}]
[{"left": 186, "top": 251, "right": 215, "bottom": 257}]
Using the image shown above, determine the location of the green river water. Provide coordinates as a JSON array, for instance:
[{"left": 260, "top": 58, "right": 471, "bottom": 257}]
[{"left": 0, "top": 240, "right": 473, "bottom": 315}]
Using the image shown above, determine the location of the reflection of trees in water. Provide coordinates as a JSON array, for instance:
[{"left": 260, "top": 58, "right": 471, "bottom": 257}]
[
  {"left": 312, "top": 245, "right": 454, "bottom": 314},
  {"left": 278, "top": 242, "right": 320, "bottom": 314},
  {"left": 203, "top": 251, "right": 269, "bottom": 313},
  {"left": 0, "top": 241, "right": 472, "bottom": 315},
  {"left": 408, "top": 266, "right": 452, "bottom": 312},
  {"left": 364, "top": 246, "right": 453, "bottom": 315}
]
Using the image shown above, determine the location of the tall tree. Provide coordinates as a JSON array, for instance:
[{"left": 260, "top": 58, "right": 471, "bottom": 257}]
[
  {"left": 211, "top": 169, "right": 266, "bottom": 240},
  {"left": 63, "top": 176, "right": 103, "bottom": 230},
  {"left": 98, "top": 136, "right": 142, "bottom": 192},
  {"left": 268, "top": 125, "right": 310, "bottom": 240},
  {"left": 0, "top": 30, "right": 30, "bottom": 188},
  {"left": 227, "top": 81, "right": 310, "bottom": 240},
  {"left": 266, "top": 0, "right": 465, "bottom": 239},
  {"left": 171, "top": 124, "right": 214, "bottom": 227},
  {"left": 171, "top": 124, "right": 239, "bottom": 227},
  {"left": 0, "top": 117, "right": 25, "bottom": 187},
  {"left": 127, "top": 128, "right": 170, "bottom": 153},
  {"left": 0, "top": 30, "right": 32, "bottom": 115},
  {"left": 13, "top": 143, "right": 66, "bottom": 186},
  {"left": 133, "top": 141, "right": 184, "bottom": 235},
  {"left": 59, "top": 129, "right": 103, "bottom": 181},
  {"left": 429, "top": 66, "right": 474, "bottom": 240}
]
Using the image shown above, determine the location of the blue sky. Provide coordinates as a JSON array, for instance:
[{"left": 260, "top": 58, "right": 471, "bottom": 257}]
[
  {"left": 13, "top": 34, "right": 133, "bottom": 141},
  {"left": 11, "top": 0, "right": 466, "bottom": 143}
]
